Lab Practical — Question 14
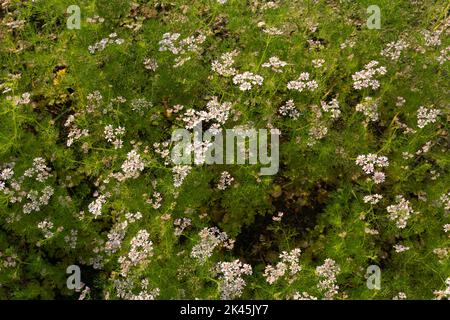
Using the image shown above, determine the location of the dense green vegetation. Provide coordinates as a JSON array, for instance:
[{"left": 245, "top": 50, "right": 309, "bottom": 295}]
[{"left": 0, "top": 0, "right": 449, "bottom": 300}]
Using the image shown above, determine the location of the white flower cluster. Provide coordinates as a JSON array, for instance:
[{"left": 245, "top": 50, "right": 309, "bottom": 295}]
[
  {"left": 433, "top": 247, "right": 450, "bottom": 261},
  {"left": 118, "top": 230, "right": 154, "bottom": 276},
  {"left": 386, "top": 195, "right": 415, "bottom": 229},
  {"left": 84, "top": 242, "right": 104, "bottom": 269},
  {"left": 166, "top": 104, "right": 184, "bottom": 119},
  {"left": 181, "top": 109, "right": 203, "bottom": 130},
  {"left": 172, "top": 165, "right": 192, "bottom": 188},
  {"left": 88, "top": 192, "right": 110, "bottom": 218},
  {"left": 174, "top": 57, "right": 192, "bottom": 68},
  {"left": 111, "top": 150, "right": 145, "bottom": 181},
  {"left": 114, "top": 278, "right": 160, "bottom": 300},
  {"left": 104, "top": 125, "right": 125, "bottom": 149},
  {"left": 1, "top": 159, "right": 55, "bottom": 216},
  {"left": 340, "top": 38, "right": 356, "bottom": 50},
  {"left": 0, "top": 167, "right": 14, "bottom": 190},
  {"left": 182, "top": 97, "right": 232, "bottom": 129},
  {"left": 192, "top": 135, "right": 212, "bottom": 164},
  {"left": 365, "top": 227, "right": 379, "bottom": 235},
  {"left": 356, "top": 97, "right": 379, "bottom": 122},
  {"left": 312, "top": 59, "right": 325, "bottom": 68},
  {"left": 104, "top": 212, "right": 142, "bottom": 254},
  {"left": 396, "top": 96, "right": 406, "bottom": 107},
  {"left": 6, "top": 92, "right": 31, "bottom": 105},
  {"left": 4, "top": 15, "right": 26, "bottom": 31},
  {"left": 417, "top": 106, "right": 441, "bottom": 128},
  {"left": 307, "top": 39, "right": 324, "bottom": 50},
  {"left": 130, "top": 98, "right": 152, "bottom": 115},
  {"left": 23, "top": 186, "right": 54, "bottom": 214},
  {"left": 440, "top": 192, "right": 450, "bottom": 211},
  {"left": 212, "top": 50, "right": 239, "bottom": 77},
  {"left": 307, "top": 124, "right": 328, "bottom": 147},
  {"left": 64, "top": 229, "right": 78, "bottom": 249},
  {"left": 105, "top": 222, "right": 128, "bottom": 254},
  {"left": 264, "top": 248, "right": 302, "bottom": 284},
  {"left": 292, "top": 292, "right": 318, "bottom": 300},
  {"left": 158, "top": 32, "right": 206, "bottom": 67},
  {"left": 433, "top": 278, "right": 450, "bottom": 300},
  {"left": 263, "top": 27, "right": 284, "bottom": 35},
  {"left": 393, "top": 292, "right": 407, "bottom": 300},
  {"left": 415, "top": 141, "right": 433, "bottom": 156},
  {"left": 146, "top": 191, "right": 163, "bottom": 209},
  {"left": 278, "top": 100, "right": 300, "bottom": 119},
  {"left": 86, "top": 91, "right": 103, "bottom": 113},
  {"left": 126, "top": 288, "right": 160, "bottom": 300},
  {"left": 37, "top": 219, "right": 55, "bottom": 239},
  {"left": 214, "top": 260, "right": 252, "bottom": 299},
  {"left": 153, "top": 140, "right": 171, "bottom": 165},
  {"left": 315, "top": 258, "right": 341, "bottom": 300},
  {"left": 174, "top": 218, "right": 192, "bottom": 236},
  {"left": 217, "top": 171, "right": 234, "bottom": 190},
  {"left": 422, "top": 24, "right": 447, "bottom": 47},
  {"left": 64, "top": 91, "right": 107, "bottom": 146},
  {"left": 320, "top": 99, "right": 341, "bottom": 119},
  {"left": 24, "top": 157, "right": 52, "bottom": 182},
  {"left": 393, "top": 244, "right": 410, "bottom": 253},
  {"left": 65, "top": 114, "right": 89, "bottom": 147},
  {"left": 352, "top": 60, "right": 386, "bottom": 90},
  {"left": 287, "top": 72, "right": 318, "bottom": 92},
  {"left": 257, "top": 22, "right": 284, "bottom": 35},
  {"left": 0, "top": 73, "right": 20, "bottom": 94},
  {"left": 232, "top": 72, "right": 264, "bottom": 91},
  {"left": 395, "top": 118, "right": 416, "bottom": 134},
  {"left": 206, "top": 97, "right": 233, "bottom": 126},
  {"left": 437, "top": 46, "right": 450, "bottom": 65},
  {"left": 125, "top": 211, "right": 142, "bottom": 223},
  {"left": 0, "top": 251, "right": 18, "bottom": 270},
  {"left": 402, "top": 152, "right": 414, "bottom": 160},
  {"left": 262, "top": 56, "right": 288, "bottom": 73},
  {"left": 143, "top": 57, "right": 158, "bottom": 71},
  {"left": 272, "top": 211, "right": 284, "bottom": 222},
  {"left": 78, "top": 285, "right": 90, "bottom": 300},
  {"left": 433, "top": 247, "right": 449, "bottom": 260},
  {"left": 191, "top": 227, "right": 234, "bottom": 262},
  {"left": 308, "top": 23, "right": 319, "bottom": 33},
  {"left": 380, "top": 40, "right": 409, "bottom": 61},
  {"left": 363, "top": 194, "right": 383, "bottom": 205},
  {"left": 158, "top": 33, "right": 186, "bottom": 54},
  {"left": 423, "top": 31, "right": 441, "bottom": 47},
  {"left": 260, "top": 1, "right": 280, "bottom": 10},
  {"left": 88, "top": 33, "right": 125, "bottom": 54},
  {"left": 86, "top": 15, "right": 104, "bottom": 24},
  {"left": 355, "top": 154, "right": 389, "bottom": 184}
]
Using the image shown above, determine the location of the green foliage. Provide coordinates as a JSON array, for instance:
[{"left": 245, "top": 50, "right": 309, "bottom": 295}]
[{"left": 0, "top": 0, "right": 449, "bottom": 300}]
